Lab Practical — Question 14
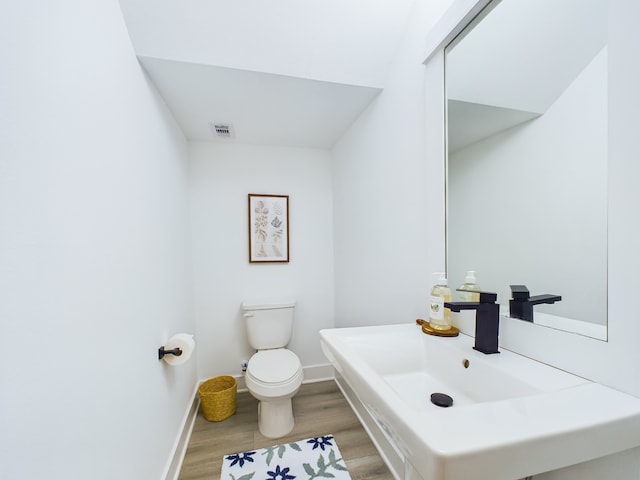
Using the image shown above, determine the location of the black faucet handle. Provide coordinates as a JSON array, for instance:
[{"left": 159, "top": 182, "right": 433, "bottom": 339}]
[
  {"left": 445, "top": 291, "right": 498, "bottom": 313},
  {"left": 454, "top": 289, "right": 497, "bottom": 304},
  {"left": 510, "top": 284, "right": 531, "bottom": 301},
  {"left": 478, "top": 291, "right": 497, "bottom": 303},
  {"left": 529, "top": 294, "right": 562, "bottom": 305}
]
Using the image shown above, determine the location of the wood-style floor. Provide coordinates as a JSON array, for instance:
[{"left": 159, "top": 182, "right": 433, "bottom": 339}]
[{"left": 178, "top": 380, "right": 394, "bottom": 480}]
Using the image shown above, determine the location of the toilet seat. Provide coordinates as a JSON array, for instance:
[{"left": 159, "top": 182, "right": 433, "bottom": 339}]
[
  {"left": 246, "top": 349, "right": 302, "bottom": 398},
  {"left": 248, "top": 349, "right": 301, "bottom": 383}
]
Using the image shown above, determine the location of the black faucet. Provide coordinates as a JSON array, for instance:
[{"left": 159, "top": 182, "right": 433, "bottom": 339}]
[
  {"left": 509, "top": 285, "right": 562, "bottom": 322},
  {"left": 445, "top": 291, "right": 500, "bottom": 354}
]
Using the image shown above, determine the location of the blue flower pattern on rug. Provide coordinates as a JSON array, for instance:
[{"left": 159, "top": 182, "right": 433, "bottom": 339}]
[
  {"left": 266, "top": 465, "right": 296, "bottom": 480},
  {"left": 221, "top": 435, "right": 351, "bottom": 480},
  {"left": 306, "top": 435, "right": 333, "bottom": 451},
  {"left": 226, "top": 451, "right": 256, "bottom": 468}
]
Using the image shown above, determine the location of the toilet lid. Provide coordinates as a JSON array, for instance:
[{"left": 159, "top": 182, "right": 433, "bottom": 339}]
[{"left": 248, "top": 349, "right": 301, "bottom": 383}]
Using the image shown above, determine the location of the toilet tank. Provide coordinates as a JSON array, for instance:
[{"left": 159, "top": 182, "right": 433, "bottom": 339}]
[{"left": 242, "top": 298, "right": 296, "bottom": 350}]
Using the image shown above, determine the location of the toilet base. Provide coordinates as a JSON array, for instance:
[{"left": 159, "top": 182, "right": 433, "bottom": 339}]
[{"left": 257, "top": 398, "right": 295, "bottom": 438}]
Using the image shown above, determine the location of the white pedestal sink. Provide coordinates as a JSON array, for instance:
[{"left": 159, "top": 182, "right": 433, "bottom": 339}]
[{"left": 320, "top": 324, "right": 640, "bottom": 480}]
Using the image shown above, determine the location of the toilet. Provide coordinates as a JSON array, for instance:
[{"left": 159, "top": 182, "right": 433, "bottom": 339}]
[{"left": 242, "top": 298, "right": 303, "bottom": 438}]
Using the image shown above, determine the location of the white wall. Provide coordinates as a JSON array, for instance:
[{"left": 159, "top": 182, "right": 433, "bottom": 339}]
[
  {"left": 332, "top": 0, "right": 455, "bottom": 327},
  {"left": 0, "top": 2, "right": 195, "bottom": 479},
  {"left": 189, "top": 143, "right": 334, "bottom": 381},
  {"left": 448, "top": 47, "right": 608, "bottom": 325}
]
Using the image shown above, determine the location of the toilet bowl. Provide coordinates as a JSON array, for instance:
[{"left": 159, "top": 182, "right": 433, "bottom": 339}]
[
  {"left": 245, "top": 349, "right": 303, "bottom": 438},
  {"left": 242, "top": 298, "right": 303, "bottom": 438}
]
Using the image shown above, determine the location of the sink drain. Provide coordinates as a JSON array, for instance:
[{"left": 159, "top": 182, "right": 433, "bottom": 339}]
[{"left": 430, "top": 392, "right": 453, "bottom": 407}]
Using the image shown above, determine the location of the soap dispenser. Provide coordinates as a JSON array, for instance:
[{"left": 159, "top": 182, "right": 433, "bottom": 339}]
[
  {"left": 429, "top": 272, "right": 452, "bottom": 330},
  {"left": 458, "top": 270, "right": 481, "bottom": 302}
]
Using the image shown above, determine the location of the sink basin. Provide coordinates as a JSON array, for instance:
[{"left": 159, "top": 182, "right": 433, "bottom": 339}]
[{"left": 320, "top": 324, "right": 640, "bottom": 480}]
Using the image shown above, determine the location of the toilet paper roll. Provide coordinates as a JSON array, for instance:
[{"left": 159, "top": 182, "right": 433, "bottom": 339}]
[{"left": 162, "top": 333, "right": 195, "bottom": 366}]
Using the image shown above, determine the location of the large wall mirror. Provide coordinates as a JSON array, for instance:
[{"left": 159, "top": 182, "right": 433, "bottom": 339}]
[{"left": 445, "top": 0, "right": 609, "bottom": 340}]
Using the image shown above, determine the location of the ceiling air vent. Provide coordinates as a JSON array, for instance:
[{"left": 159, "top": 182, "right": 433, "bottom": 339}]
[{"left": 209, "top": 122, "right": 234, "bottom": 139}]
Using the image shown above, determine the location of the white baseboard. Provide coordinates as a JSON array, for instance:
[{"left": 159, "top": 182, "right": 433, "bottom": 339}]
[
  {"left": 301, "top": 362, "right": 335, "bottom": 383},
  {"left": 162, "top": 385, "right": 200, "bottom": 480},
  {"left": 165, "top": 363, "right": 334, "bottom": 478}
]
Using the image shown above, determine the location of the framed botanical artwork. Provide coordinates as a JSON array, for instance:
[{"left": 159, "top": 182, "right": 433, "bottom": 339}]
[{"left": 248, "top": 194, "right": 290, "bottom": 263}]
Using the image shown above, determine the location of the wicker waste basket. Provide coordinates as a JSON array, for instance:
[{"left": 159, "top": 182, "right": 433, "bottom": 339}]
[{"left": 198, "top": 376, "right": 237, "bottom": 422}]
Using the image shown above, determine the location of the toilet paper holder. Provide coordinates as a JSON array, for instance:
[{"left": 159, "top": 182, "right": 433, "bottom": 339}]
[
  {"left": 158, "top": 333, "right": 195, "bottom": 365},
  {"left": 158, "top": 346, "right": 183, "bottom": 360}
]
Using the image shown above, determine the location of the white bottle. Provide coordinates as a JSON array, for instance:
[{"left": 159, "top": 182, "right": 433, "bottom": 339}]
[
  {"left": 458, "top": 270, "right": 481, "bottom": 302},
  {"left": 429, "top": 273, "right": 452, "bottom": 330}
]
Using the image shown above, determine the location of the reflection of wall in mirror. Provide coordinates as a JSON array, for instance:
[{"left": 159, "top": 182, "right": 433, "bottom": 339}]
[{"left": 448, "top": 47, "right": 607, "bottom": 326}]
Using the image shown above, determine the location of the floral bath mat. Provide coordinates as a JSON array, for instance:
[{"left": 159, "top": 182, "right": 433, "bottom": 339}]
[{"left": 220, "top": 434, "right": 352, "bottom": 480}]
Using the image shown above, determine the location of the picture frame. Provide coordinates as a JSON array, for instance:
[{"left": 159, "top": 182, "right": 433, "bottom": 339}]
[{"left": 248, "top": 194, "right": 290, "bottom": 263}]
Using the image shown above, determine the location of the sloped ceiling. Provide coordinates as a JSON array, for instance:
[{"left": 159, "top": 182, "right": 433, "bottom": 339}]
[
  {"left": 118, "top": 0, "right": 419, "bottom": 148},
  {"left": 447, "top": 0, "right": 608, "bottom": 152}
]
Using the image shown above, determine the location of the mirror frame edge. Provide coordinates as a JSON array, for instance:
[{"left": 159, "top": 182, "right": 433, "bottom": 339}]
[{"left": 422, "top": 0, "right": 495, "bottom": 65}]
